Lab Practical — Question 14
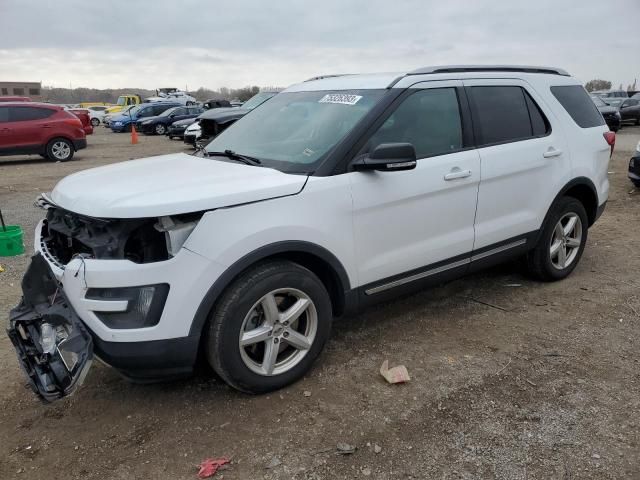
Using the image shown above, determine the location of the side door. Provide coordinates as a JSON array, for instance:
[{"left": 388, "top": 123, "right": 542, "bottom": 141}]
[
  {"left": 349, "top": 81, "right": 481, "bottom": 293},
  {"left": 620, "top": 98, "right": 640, "bottom": 122},
  {"left": 463, "top": 80, "right": 570, "bottom": 253},
  {"left": 171, "top": 107, "right": 189, "bottom": 121},
  {"left": 7, "top": 106, "right": 55, "bottom": 151},
  {"left": 0, "top": 106, "right": 10, "bottom": 151}
]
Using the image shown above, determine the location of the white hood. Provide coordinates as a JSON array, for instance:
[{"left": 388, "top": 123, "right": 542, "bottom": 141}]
[{"left": 50, "top": 153, "right": 307, "bottom": 218}]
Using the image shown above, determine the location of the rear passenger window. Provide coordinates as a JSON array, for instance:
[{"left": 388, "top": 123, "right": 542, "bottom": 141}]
[
  {"left": 9, "top": 107, "right": 54, "bottom": 122},
  {"left": 550, "top": 85, "right": 605, "bottom": 128},
  {"left": 0, "top": 107, "right": 8, "bottom": 122},
  {"left": 469, "top": 86, "right": 549, "bottom": 146},
  {"left": 367, "top": 88, "right": 463, "bottom": 159}
]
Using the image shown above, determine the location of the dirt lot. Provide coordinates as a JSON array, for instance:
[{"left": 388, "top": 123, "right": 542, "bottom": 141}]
[{"left": 1, "top": 127, "right": 639, "bottom": 479}]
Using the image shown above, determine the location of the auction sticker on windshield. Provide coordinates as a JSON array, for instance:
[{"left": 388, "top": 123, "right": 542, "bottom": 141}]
[{"left": 318, "top": 94, "right": 362, "bottom": 105}]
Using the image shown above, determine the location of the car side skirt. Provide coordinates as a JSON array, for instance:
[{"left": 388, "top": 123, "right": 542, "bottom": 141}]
[{"left": 353, "top": 231, "right": 537, "bottom": 309}]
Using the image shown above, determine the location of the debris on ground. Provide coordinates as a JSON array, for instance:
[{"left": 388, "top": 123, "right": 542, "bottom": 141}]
[
  {"left": 373, "top": 444, "right": 382, "bottom": 454},
  {"left": 336, "top": 443, "right": 356, "bottom": 455},
  {"left": 197, "top": 457, "right": 230, "bottom": 478},
  {"left": 361, "top": 466, "right": 372, "bottom": 476},
  {"left": 265, "top": 457, "right": 282, "bottom": 469},
  {"left": 303, "top": 390, "right": 312, "bottom": 397},
  {"left": 380, "top": 360, "right": 410, "bottom": 384}
]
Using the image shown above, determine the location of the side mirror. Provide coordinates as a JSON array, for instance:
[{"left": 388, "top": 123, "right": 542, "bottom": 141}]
[{"left": 353, "top": 143, "right": 417, "bottom": 172}]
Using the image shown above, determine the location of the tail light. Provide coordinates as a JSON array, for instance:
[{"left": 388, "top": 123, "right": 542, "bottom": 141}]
[
  {"left": 603, "top": 131, "right": 615, "bottom": 157},
  {"left": 63, "top": 118, "right": 83, "bottom": 128}
]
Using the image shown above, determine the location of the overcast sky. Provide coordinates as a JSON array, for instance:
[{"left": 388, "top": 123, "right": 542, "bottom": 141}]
[{"left": 0, "top": 0, "right": 638, "bottom": 91}]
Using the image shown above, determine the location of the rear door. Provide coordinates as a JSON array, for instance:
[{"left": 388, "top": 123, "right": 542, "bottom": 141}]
[{"left": 464, "top": 80, "right": 569, "bottom": 251}]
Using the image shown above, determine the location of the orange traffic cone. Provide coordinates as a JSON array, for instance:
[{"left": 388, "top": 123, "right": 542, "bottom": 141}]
[{"left": 131, "top": 125, "right": 139, "bottom": 145}]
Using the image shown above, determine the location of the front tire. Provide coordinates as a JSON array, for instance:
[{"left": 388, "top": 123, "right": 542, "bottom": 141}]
[
  {"left": 46, "top": 138, "right": 74, "bottom": 162},
  {"left": 154, "top": 123, "right": 166, "bottom": 135},
  {"left": 526, "top": 197, "right": 588, "bottom": 281},
  {"left": 90, "top": 118, "right": 100, "bottom": 127},
  {"left": 206, "top": 261, "right": 332, "bottom": 394}
]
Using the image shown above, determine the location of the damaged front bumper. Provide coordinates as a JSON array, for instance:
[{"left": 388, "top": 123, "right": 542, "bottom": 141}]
[{"left": 7, "top": 254, "right": 93, "bottom": 403}]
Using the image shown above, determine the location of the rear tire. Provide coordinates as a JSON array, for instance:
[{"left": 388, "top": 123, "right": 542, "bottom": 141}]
[
  {"left": 632, "top": 180, "right": 640, "bottom": 188},
  {"left": 154, "top": 123, "right": 166, "bottom": 135},
  {"left": 45, "top": 138, "right": 74, "bottom": 162},
  {"left": 526, "top": 197, "right": 588, "bottom": 281},
  {"left": 206, "top": 260, "right": 332, "bottom": 394},
  {"left": 90, "top": 118, "right": 100, "bottom": 127}
]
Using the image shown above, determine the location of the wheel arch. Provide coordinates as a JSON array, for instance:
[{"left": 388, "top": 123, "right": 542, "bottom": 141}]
[
  {"left": 550, "top": 177, "right": 600, "bottom": 227},
  {"left": 188, "top": 241, "right": 352, "bottom": 340}
]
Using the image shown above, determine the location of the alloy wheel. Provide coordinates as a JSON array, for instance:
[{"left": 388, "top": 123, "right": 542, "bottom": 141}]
[
  {"left": 550, "top": 212, "right": 582, "bottom": 270},
  {"left": 155, "top": 124, "right": 166, "bottom": 134},
  {"left": 51, "top": 141, "right": 71, "bottom": 160},
  {"left": 238, "top": 288, "right": 317, "bottom": 376}
]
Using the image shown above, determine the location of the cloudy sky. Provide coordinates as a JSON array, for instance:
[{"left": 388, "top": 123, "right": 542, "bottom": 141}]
[{"left": 0, "top": 0, "right": 638, "bottom": 91}]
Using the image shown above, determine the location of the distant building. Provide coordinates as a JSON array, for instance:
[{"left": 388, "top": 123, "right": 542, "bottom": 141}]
[{"left": 0, "top": 81, "right": 42, "bottom": 100}]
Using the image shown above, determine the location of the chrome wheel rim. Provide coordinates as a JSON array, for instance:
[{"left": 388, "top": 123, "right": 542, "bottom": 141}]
[
  {"left": 51, "top": 141, "right": 71, "bottom": 160},
  {"left": 155, "top": 124, "right": 165, "bottom": 134},
  {"left": 239, "top": 288, "right": 317, "bottom": 376},
  {"left": 550, "top": 212, "right": 582, "bottom": 270}
]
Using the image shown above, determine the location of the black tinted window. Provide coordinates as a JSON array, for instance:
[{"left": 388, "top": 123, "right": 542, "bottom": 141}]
[
  {"left": 368, "top": 88, "right": 463, "bottom": 158},
  {"left": 9, "top": 107, "right": 54, "bottom": 122},
  {"left": 0, "top": 107, "right": 8, "bottom": 122},
  {"left": 551, "top": 85, "right": 605, "bottom": 128},
  {"left": 524, "top": 92, "right": 550, "bottom": 136},
  {"left": 470, "top": 86, "right": 541, "bottom": 145}
]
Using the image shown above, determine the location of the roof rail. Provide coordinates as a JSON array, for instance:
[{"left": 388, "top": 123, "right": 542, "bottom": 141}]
[
  {"left": 408, "top": 65, "right": 570, "bottom": 76},
  {"left": 304, "top": 74, "right": 351, "bottom": 82}
]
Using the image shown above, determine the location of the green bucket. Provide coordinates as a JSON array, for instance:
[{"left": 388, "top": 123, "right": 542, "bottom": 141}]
[{"left": 0, "top": 225, "right": 25, "bottom": 257}]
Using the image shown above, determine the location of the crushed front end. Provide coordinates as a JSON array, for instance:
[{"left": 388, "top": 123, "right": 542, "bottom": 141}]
[
  {"left": 7, "top": 198, "right": 219, "bottom": 401},
  {"left": 7, "top": 254, "right": 93, "bottom": 403}
]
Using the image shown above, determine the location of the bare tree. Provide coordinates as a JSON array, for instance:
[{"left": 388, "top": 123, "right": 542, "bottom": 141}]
[{"left": 584, "top": 79, "right": 612, "bottom": 92}]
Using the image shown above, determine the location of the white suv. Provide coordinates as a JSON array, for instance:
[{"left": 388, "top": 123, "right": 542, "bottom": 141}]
[{"left": 8, "top": 65, "right": 613, "bottom": 401}]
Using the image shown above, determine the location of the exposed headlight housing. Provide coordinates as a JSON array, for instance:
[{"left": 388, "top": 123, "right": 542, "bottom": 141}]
[{"left": 155, "top": 216, "right": 198, "bottom": 257}]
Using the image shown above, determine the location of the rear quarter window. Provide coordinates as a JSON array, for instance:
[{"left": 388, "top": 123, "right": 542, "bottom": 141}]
[{"left": 550, "top": 85, "right": 605, "bottom": 128}]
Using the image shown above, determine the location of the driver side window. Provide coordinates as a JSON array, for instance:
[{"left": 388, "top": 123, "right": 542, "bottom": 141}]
[{"left": 367, "top": 88, "right": 463, "bottom": 159}]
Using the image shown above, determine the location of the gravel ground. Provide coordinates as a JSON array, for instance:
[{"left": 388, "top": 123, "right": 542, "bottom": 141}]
[{"left": 0, "top": 126, "right": 639, "bottom": 479}]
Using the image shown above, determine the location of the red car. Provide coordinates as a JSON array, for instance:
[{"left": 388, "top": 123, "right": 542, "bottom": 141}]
[
  {"left": 67, "top": 108, "right": 94, "bottom": 135},
  {"left": 0, "top": 102, "right": 87, "bottom": 161},
  {"left": 0, "top": 96, "right": 33, "bottom": 102}
]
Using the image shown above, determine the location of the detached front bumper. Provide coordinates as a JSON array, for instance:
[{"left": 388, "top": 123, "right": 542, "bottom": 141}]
[{"left": 7, "top": 254, "right": 93, "bottom": 403}]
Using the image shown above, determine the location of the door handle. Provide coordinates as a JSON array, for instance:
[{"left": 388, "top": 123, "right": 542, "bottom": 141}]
[
  {"left": 444, "top": 168, "right": 472, "bottom": 181},
  {"left": 543, "top": 147, "right": 562, "bottom": 158}
]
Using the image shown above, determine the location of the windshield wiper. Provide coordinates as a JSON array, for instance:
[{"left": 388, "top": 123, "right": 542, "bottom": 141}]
[{"left": 206, "top": 149, "right": 262, "bottom": 166}]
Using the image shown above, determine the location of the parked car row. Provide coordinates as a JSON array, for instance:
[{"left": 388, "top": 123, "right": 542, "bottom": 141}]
[
  {"left": 590, "top": 94, "right": 640, "bottom": 131},
  {"left": 163, "top": 91, "right": 278, "bottom": 146}
]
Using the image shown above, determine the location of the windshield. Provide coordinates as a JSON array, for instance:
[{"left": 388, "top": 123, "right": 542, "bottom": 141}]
[
  {"left": 205, "top": 90, "right": 385, "bottom": 172},
  {"left": 241, "top": 92, "right": 277, "bottom": 110},
  {"left": 591, "top": 96, "right": 607, "bottom": 107},
  {"left": 605, "top": 99, "right": 623, "bottom": 107},
  {"left": 116, "top": 97, "right": 127, "bottom": 106},
  {"left": 160, "top": 107, "right": 179, "bottom": 117},
  {"left": 126, "top": 105, "right": 142, "bottom": 116}
]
